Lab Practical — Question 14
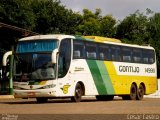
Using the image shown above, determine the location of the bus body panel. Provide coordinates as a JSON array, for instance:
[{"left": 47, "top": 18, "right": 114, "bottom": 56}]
[
  {"left": 69, "top": 59, "right": 99, "bottom": 96},
  {"left": 6, "top": 34, "right": 157, "bottom": 100}
]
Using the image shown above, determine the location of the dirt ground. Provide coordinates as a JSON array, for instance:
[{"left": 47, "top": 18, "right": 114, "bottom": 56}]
[{"left": 0, "top": 97, "right": 160, "bottom": 120}]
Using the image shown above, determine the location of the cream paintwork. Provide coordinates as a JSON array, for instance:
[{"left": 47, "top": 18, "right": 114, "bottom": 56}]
[{"left": 56, "top": 59, "right": 98, "bottom": 97}]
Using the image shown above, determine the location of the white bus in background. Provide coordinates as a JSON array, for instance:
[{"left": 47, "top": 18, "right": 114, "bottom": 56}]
[{"left": 2, "top": 35, "right": 157, "bottom": 103}]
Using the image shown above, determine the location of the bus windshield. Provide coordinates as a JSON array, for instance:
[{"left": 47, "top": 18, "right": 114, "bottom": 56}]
[
  {"left": 14, "top": 53, "right": 56, "bottom": 81},
  {"left": 14, "top": 39, "right": 58, "bottom": 81}
]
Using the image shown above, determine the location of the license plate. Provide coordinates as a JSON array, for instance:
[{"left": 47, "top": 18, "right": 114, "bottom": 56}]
[{"left": 27, "top": 92, "right": 35, "bottom": 97}]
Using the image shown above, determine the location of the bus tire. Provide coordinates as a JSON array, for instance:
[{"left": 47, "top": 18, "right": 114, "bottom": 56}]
[
  {"left": 136, "top": 84, "right": 145, "bottom": 100},
  {"left": 122, "top": 84, "right": 137, "bottom": 100},
  {"left": 71, "top": 83, "right": 82, "bottom": 102},
  {"left": 129, "top": 83, "right": 137, "bottom": 100},
  {"left": 36, "top": 97, "right": 48, "bottom": 103}
]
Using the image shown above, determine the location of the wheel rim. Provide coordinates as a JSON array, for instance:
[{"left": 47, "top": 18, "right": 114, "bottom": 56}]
[
  {"left": 130, "top": 84, "right": 137, "bottom": 100},
  {"left": 75, "top": 86, "right": 82, "bottom": 100},
  {"left": 137, "top": 85, "right": 144, "bottom": 100}
]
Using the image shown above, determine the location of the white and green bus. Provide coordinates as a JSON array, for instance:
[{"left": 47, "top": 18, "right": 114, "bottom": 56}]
[{"left": 3, "top": 35, "right": 157, "bottom": 102}]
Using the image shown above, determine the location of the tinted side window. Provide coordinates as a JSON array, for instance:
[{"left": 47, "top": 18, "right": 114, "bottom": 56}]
[
  {"left": 86, "top": 42, "right": 97, "bottom": 59},
  {"left": 122, "top": 47, "right": 132, "bottom": 62},
  {"left": 110, "top": 45, "right": 121, "bottom": 61},
  {"left": 98, "top": 44, "right": 111, "bottom": 60},
  {"left": 73, "top": 40, "right": 84, "bottom": 59},
  {"left": 133, "top": 48, "right": 142, "bottom": 63},
  {"left": 142, "top": 49, "right": 155, "bottom": 64},
  {"left": 58, "top": 39, "right": 71, "bottom": 78}
]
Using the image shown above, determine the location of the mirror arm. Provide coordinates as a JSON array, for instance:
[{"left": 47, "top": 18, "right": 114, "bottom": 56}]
[
  {"left": 51, "top": 49, "right": 59, "bottom": 63},
  {"left": 2, "top": 51, "right": 12, "bottom": 66}
]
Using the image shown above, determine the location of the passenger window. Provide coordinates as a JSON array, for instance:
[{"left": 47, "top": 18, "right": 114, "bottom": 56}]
[
  {"left": 133, "top": 49, "right": 142, "bottom": 63},
  {"left": 73, "top": 40, "right": 84, "bottom": 59},
  {"left": 86, "top": 43, "right": 97, "bottom": 59},
  {"left": 142, "top": 49, "right": 155, "bottom": 64},
  {"left": 122, "top": 47, "right": 132, "bottom": 62},
  {"left": 110, "top": 45, "right": 121, "bottom": 61},
  {"left": 98, "top": 45, "right": 110, "bottom": 60}
]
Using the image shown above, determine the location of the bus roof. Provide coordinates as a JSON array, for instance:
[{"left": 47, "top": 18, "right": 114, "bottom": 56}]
[
  {"left": 19, "top": 34, "right": 75, "bottom": 41},
  {"left": 80, "top": 36, "right": 154, "bottom": 50},
  {"left": 83, "top": 36, "right": 122, "bottom": 43},
  {"left": 18, "top": 34, "right": 154, "bottom": 50}
]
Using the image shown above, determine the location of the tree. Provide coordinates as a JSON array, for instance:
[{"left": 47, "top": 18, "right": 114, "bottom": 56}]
[
  {"left": 31, "top": 0, "right": 58, "bottom": 33},
  {"left": 115, "top": 10, "right": 160, "bottom": 77},
  {"left": 76, "top": 9, "right": 100, "bottom": 35},
  {"left": 31, "top": 0, "right": 82, "bottom": 34},
  {"left": 76, "top": 8, "right": 116, "bottom": 37},
  {"left": 0, "top": 0, "right": 81, "bottom": 34},
  {"left": 148, "top": 13, "right": 160, "bottom": 76},
  {"left": 61, "top": 11, "right": 82, "bottom": 34},
  {"left": 116, "top": 10, "right": 150, "bottom": 45},
  {"left": 100, "top": 15, "right": 116, "bottom": 37},
  {"left": 0, "top": 0, "right": 35, "bottom": 30}
]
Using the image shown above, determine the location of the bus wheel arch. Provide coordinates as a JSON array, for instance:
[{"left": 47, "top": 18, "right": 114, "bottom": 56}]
[
  {"left": 77, "top": 81, "right": 85, "bottom": 96},
  {"left": 71, "top": 82, "right": 85, "bottom": 102},
  {"left": 136, "top": 83, "right": 145, "bottom": 100}
]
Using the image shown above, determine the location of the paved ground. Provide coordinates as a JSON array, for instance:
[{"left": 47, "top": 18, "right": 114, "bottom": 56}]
[{"left": 0, "top": 97, "right": 160, "bottom": 120}]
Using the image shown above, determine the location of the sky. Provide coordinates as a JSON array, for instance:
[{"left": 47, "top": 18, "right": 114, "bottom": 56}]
[{"left": 60, "top": 0, "right": 160, "bottom": 20}]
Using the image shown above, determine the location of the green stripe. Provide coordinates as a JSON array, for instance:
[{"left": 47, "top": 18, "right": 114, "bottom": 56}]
[
  {"left": 87, "top": 60, "right": 107, "bottom": 95},
  {"left": 96, "top": 61, "right": 115, "bottom": 94},
  {"left": 74, "top": 35, "right": 86, "bottom": 40},
  {"left": 87, "top": 60, "right": 115, "bottom": 95},
  {"left": 74, "top": 36, "right": 94, "bottom": 41}
]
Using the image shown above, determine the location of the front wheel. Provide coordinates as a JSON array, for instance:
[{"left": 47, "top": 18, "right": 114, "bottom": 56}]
[{"left": 71, "top": 83, "right": 82, "bottom": 102}]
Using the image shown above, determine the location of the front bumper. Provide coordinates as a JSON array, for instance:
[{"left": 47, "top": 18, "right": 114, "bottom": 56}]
[{"left": 14, "top": 89, "right": 56, "bottom": 98}]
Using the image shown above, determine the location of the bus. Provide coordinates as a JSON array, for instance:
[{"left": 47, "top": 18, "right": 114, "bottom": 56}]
[{"left": 2, "top": 35, "right": 157, "bottom": 103}]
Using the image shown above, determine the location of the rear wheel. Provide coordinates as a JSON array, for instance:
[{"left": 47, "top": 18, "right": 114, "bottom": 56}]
[
  {"left": 122, "top": 84, "right": 137, "bottom": 100},
  {"left": 36, "top": 97, "right": 48, "bottom": 103},
  {"left": 130, "top": 84, "right": 137, "bottom": 100},
  {"left": 71, "top": 83, "right": 83, "bottom": 102},
  {"left": 136, "top": 84, "right": 145, "bottom": 100}
]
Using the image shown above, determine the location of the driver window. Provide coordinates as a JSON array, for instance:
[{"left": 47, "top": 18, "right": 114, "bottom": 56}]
[{"left": 58, "top": 39, "right": 71, "bottom": 78}]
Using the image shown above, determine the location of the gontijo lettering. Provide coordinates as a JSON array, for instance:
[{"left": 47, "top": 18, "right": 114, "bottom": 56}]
[{"left": 119, "top": 66, "right": 139, "bottom": 73}]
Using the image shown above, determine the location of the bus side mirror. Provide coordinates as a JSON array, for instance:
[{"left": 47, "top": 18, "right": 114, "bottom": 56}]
[
  {"left": 2, "top": 51, "right": 12, "bottom": 66},
  {"left": 51, "top": 49, "right": 59, "bottom": 64}
]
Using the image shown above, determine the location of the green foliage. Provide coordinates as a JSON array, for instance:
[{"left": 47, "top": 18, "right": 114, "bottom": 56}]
[
  {"left": 0, "top": 0, "right": 82, "bottom": 34},
  {"left": 100, "top": 15, "right": 116, "bottom": 37},
  {"left": 1, "top": 1, "right": 160, "bottom": 76},
  {"left": 0, "top": 0, "right": 116, "bottom": 37},
  {"left": 76, "top": 9, "right": 100, "bottom": 35},
  {"left": 115, "top": 10, "right": 160, "bottom": 77},
  {"left": 0, "top": 0, "right": 35, "bottom": 30},
  {"left": 148, "top": 13, "right": 160, "bottom": 76},
  {"left": 116, "top": 10, "right": 150, "bottom": 45},
  {"left": 76, "top": 9, "right": 116, "bottom": 37}
]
